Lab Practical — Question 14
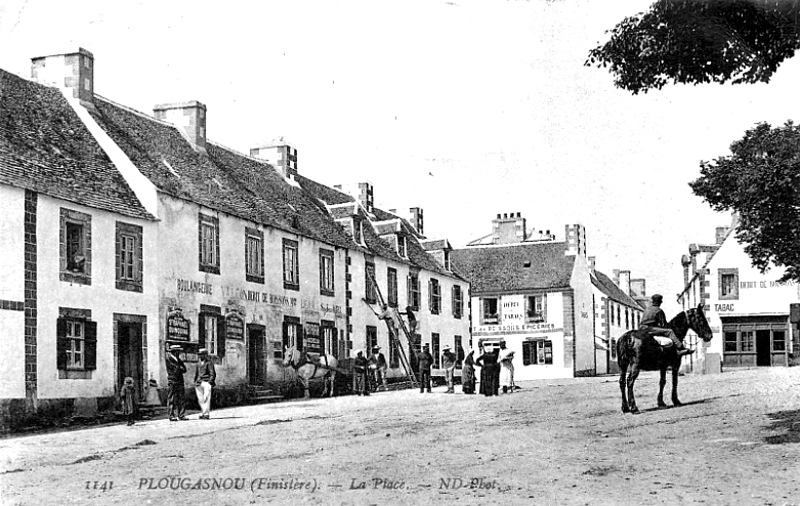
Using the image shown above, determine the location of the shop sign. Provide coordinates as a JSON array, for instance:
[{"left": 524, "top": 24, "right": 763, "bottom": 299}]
[
  {"left": 166, "top": 309, "right": 190, "bottom": 342},
  {"left": 225, "top": 311, "right": 244, "bottom": 340},
  {"left": 304, "top": 322, "right": 321, "bottom": 353},
  {"left": 474, "top": 322, "right": 560, "bottom": 336}
]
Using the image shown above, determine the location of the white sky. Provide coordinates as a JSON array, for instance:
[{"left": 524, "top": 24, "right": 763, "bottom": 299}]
[{"left": 2, "top": 0, "right": 798, "bottom": 314}]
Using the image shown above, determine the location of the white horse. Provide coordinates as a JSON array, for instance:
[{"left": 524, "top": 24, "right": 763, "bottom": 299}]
[{"left": 283, "top": 345, "right": 338, "bottom": 399}]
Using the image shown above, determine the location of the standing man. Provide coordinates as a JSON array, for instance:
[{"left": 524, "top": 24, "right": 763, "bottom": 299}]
[
  {"left": 353, "top": 350, "right": 369, "bottom": 396},
  {"left": 441, "top": 345, "right": 457, "bottom": 394},
  {"left": 640, "top": 294, "right": 694, "bottom": 356},
  {"left": 194, "top": 348, "right": 216, "bottom": 420},
  {"left": 417, "top": 344, "right": 434, "bottom": 393},
  {"left": 166, "top": 344, "right": 187, "bottom": 421},
  {"left": 370, "top": 346, "right": 388, "bottom": 392}
]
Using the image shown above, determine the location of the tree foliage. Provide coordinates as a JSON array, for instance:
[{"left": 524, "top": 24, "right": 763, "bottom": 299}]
[
  {"left": 690, "top": 122, "right": 800, "bottom": 281},
  {"left": 587, "top": 0, "right": 800, "bottom": 94}
]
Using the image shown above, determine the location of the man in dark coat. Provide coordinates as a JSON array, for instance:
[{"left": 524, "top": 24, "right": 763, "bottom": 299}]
[
  {"left": 441, "top": 345, "right": 457, "bottom": 394},
  {"left": 166, "top": 344, "right": 187, "bottom": 421},
  {"left": 417, "top": 344, "right": 434, "bottom": 393},
  {"left": 640, "top": 294, "right": 694, "bottom": 356},
  {"left": 353, "top": 350, "right": 370, "bottom": 396}
]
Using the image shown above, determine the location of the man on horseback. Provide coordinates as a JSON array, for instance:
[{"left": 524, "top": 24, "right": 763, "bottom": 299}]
[{"left": 639, "top": 294, "right": 694, "bottom": 357}]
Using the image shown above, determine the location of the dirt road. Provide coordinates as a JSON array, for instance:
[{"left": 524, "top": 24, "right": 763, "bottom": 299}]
[{"left": 2, "top": 367, "right": 800, "bottom": 505}]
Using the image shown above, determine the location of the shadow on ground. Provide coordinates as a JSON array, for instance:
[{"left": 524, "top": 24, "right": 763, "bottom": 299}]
[{"left": 763, "top": 409, "right": 800, "bottom": 444}]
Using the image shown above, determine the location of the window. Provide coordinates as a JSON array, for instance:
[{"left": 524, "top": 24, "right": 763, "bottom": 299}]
[
  {"left": 431, "top": 333, "right": 440, "bottom": 368},
  {"left": 773, "top": 330, "right": 786, "bottom": 351},
  {"left": 482, "top": 298, "right": 499, "bottom": 324},
  {"left": 353, "top": 218, "right": 364, "bottom": 245},
  {"left": 245, "top": 227, "right": 264, "bottom": 283},
  {"left": 610, "top": 304, "right": 615, "bottom": 326},
  {"left": 387, "top": 268, "right": 398, "bottom": 307},
  {"left": 116, "top": 222, "right": 143, "bottom": 292},
  {"left": 321, "top": 322, "right": 338, "bottom": 358},
  {"left": 56, "top": 312, "right": 97, "bottom": 372},
  {"left": 429, "top": 278, "right": 441, "bottom": 315},
  {"left": 60, "top": 208, "right": 92, "bottom": 284},
  {"left": 199, "top": 306, "right": 224, "bottom": 357},
  {"left": 617, "top": 305, "right": 621, "bottom": 327},
  {"left": 719, "top": 269, "right": 739, "bottom": 300},
  {"left": 198, "top": 213, "right": 220, "bottom": 274},
  {"left": 397, "top": 236, "right": 407, "bottom": 258},
  {"left": 319, "top": 249, "right": 335, "bottom": 296},
  {"left": 452, "top": 285, "right": 463, "bottom": 319},
  {"left": 367, "top": 326, "right": 378, "bottom": 353},
  {"left": 283, "top": 238, "right": 299, "bottom": 290},
  {"left": 610, "top": 338, "right": 617, "bottom": 359},
  {"left": 526, "top": 294, "right": 545, "bottom": 323},
  {"left": 740, "top": 330, "right": 754, "bottom": 352},
  {"left": 522, "top": 340, "right": 553, "bottom": 365},
  {"left": 407, "top": 270, "right": 421, "bottom": 310},
  {"left": 365, "top": 261, "right": 377, "bottom": 304},
  {"left": 455, "top": 335, "right": 464, "bottom": 367},
  {"left": 625, "top": 308, "right": 629, "bottom": 330},
  {"left": 443, "top": 250, "right": 452, "bottom": 271},
  {"left": 389, "top": 335, "right": 399, "bottom": 368},
  {"left": 283, "top": 316, "right": 302, "bottom": 351}
]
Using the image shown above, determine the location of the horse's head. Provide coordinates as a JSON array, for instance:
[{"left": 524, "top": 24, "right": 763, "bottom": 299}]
[
  {"left": 283, "top": 345, "right": 298, "bottom": 367},
  {"left": 687, "top": 303, "right": 713, "bottom": 342}
]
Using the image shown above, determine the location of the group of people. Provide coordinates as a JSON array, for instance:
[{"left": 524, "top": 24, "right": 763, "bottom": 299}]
[
  {"left": 119, "top": 344, "right": 216, "bottom": 426},
  {"left": 460, "top": 341, "right": 516, "bottom": 396},
  {"left": 352, "top": 346, "right": 390, "bottom": 395}
]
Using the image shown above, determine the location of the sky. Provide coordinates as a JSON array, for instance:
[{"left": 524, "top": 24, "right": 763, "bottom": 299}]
[{"left": 2, "top": 0, "right": 798, "bottom": 314}]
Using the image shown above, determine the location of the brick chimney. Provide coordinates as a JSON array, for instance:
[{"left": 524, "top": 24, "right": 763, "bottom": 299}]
[
  {"left": 357, "top": 182, "right": 374, "bottom": 214},
  {"left": 681, "top": 254, "right": 692, "bottom": 287},
  {"left": 564, "top": 223, "right": 586, "bottom": 256},
  {"left": 408, "top": 207, "right": 424, "bottom": 236},
  {"left": 588, "top": 256, "right": 596, "bottom": 272},
  {"left": 250, "top": 142, "right": 298, "bottom": 178},
  {"left": 492, "top": 212, "right": 527, "bottom": 245},
  {"left": 616, "top": 270, "right": 631, "bottom": 296},
  {"left": 154, "top": 101, "right": 207, "bottom": 154},
  {"left": 31, "top": 48, "right": 95, "bottom": 107}
]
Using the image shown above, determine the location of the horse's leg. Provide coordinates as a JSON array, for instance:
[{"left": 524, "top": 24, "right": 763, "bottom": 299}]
[
  {"left": 627, "top": 362, "right": 640, "bottom": 414},
  {"left": 671, "top": 360, "right": 682, "bottom": 406},
  {"left": 657, "top": 366, "right": 668, "bottom": 408},
  {"left": 329, "top": 371, "right": 336, "bottom": 397},
  {"left": 619, "top": 360, "right": 630, "bottom": 413},
  {"left": 303, "top": 374, "right": 310, "bottom": 399}
]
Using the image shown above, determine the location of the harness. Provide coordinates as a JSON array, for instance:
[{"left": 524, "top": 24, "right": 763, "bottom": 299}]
[{"left": 289, "top": 351, "right": 331, "bottom": 378}]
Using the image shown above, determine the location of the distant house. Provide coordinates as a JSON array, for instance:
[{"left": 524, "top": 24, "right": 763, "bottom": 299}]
[
  {"left": 452, "top": 213, "right": 596, "bottom": 379},
  {"left": 678, "top": 216, "right": 799, "bottom": 372}
]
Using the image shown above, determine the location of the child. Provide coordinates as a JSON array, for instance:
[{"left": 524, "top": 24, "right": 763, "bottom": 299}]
[{"left": 120, "top": 377, "right": 138, "bottom": 426}]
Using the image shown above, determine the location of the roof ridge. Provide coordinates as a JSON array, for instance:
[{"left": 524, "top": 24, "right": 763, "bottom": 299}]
[{"left": 94, "top": 94, "right": 179, "bottom": 129}]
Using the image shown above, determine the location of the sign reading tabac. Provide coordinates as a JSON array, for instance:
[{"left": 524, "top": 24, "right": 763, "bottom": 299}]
[
  {"left": 225, "top": 311, "right": 244, "bottom": 340},
  {"left": 166, "top": 310, "right": 190, "bottom": 342}
]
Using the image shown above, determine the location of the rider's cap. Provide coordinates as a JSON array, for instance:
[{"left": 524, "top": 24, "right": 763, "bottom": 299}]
[{"left": 652, "top": 294, "right": 663, "bottom": 303}]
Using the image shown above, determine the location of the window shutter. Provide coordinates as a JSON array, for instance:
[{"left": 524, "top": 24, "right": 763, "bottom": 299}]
[
  {"left": 282, "top": 321, "right": 290, "bottom": 350},
  {"left": 428, "top": 280, "right": 433, "bottom": 311},
  {"left": 84, "top": 321, "right": 98, "bottom": 370},
  {"left": 452, "top": 286, "right": 457, "bottom": 317},
  {"left": 297, "top": 324, "right": 304, "bottom": 352},
  {"left": 522, "top": 341, "right": 532, "bottom": 366},
  {"left": 217, "top": 317, "right": 226, "bottom": 358},
  {"left": 56, "top": 318, "right": 68, "bottom": 369},
  {"left": 198, "top": 315, "right": 206, "bottom": 347}
]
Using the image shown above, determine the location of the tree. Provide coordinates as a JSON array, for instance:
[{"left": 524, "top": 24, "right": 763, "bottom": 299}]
[
  {"left": 690, "top": 121, "right": 800, "bottom": 282},
  {"left": 586, "top": 0, "right": 800, "bottom": 94}
]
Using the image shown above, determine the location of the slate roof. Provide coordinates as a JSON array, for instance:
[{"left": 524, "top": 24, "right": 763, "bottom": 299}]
[
  {"left": 421, "top": 239, "right": 450, "bottom": 251},
  {"left": 89, "top": 96, "right": 356, "bottom": 250},
  {"left": 451, "top": 242, "right": 576, "bottom": 294},
  {"left": 591, "top": 269, "right": 642, "bottom": 309},
  {"left": 0, "top": 69, "right": 154, "bottom": 220}
]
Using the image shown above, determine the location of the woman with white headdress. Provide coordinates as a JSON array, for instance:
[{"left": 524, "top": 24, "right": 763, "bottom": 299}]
[{"left": 498, "top": 341, "right": 515, "bottom": 394}]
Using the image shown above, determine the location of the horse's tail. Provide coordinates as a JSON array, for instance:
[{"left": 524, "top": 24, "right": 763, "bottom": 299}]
[{"left": 617, "top": 331, "right": 633, "bottom": 366}]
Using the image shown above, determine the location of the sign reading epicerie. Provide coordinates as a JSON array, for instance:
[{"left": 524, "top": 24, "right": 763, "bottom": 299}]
[{"left": 176, "top": 279, "right": 343, "bottom": 318}]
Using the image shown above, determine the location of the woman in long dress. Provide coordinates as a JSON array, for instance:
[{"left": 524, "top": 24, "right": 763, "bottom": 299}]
[
  {"left": 475, "top": 349, "right": 499, "bottom": 397},
  {"left": 498, "top": 342, "right": 515, "bottom": 394},
  {"left": 461, "top": 349, "right": 476, "bottom": 394}
]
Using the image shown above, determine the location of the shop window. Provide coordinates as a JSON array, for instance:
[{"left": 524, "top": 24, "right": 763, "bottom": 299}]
[
  {"left": 198, "top": 213, "right": 220, "bottom": 274},
  {"left": 387, "top": 267, "right": 398, "bottom": 307},
  {"left": 522, "top": 340, "right": 553, "bottom": 365},
  {"left": 245, "top": 227, "right": 264, "bottom": 284},
  {"left": 526, "top": 294, "right": 546, "bottom": 323},
  {"left": 56, "top": 311, "right": 96, "bottom": 373},
  {"left": 60, "top": 208, "right": 92, "bottom": 284},
  {"left": 365, "top": 261, "right": 377, "bottom": 304},
  {"left": 116, "top": 222, "right": 143, "bottom": 292},
  {"left": 432, "top": 333, "right": 440, "bottom": 368},
  {"left": 482, "top": 298, "right": 499, "bottom": 324},
  {"left": 429, "top": 279, "right": 441, "bottom": 315},
  {"left": 407, "top": 270, "right": 421, "bottom": 311},
  {"left": 283, "top": 316, "right": 302, "bottom": 351},
  {"left": 319, "top": 249, "right": 335, "bottom": 296},
  {"left": 724, "top": 331, "right": 737, "bottom": 352},
  {"left": 283, "top": 239, "right": 299, "bottom": 291},
  {"left": 773, "top": 330, "right": 786, "bottom": 351},
  {"left": 740, "top": 330, "right": 755, "bottom": 352},
  {"left": 719, "top": 268, "right": 739, "bottom": 300},
  {"left": 452, "top": 285, "right": 463, "bottom": 319},
  {"left": 321, "top": 321, "right": 338, "bottom": 358},
  {"left": 199, "top": 306, "right": 224, "bottom": 357}
]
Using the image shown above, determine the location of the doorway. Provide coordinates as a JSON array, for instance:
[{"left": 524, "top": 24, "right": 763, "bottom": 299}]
[
  {"left": 117, "top": 320, "right": 144, "bottom": 397},
  {"left": 756, "top": 330, "right": 771, "bottom": 366},
  {"left": 248, "top": 324, "right": 267, "bottom": 385}
]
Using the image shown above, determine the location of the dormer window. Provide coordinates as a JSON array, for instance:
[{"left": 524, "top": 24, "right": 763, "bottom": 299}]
[
  {"left": 443, "top": 250, "right": 451, "bottom": 271},
  {"left": 397, "top": 235, "right": 407, "bottom": 258}
]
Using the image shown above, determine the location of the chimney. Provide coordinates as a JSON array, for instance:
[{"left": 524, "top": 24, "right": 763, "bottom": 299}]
[
  {"left": 564, "top": 223, "right": 586, "bottom": 256},
  {"left": 358, "top": 182, "right": 374, "bottom": 213},
  {"left": 408, "top": 207, "right": 424, "bottom": 236},
  {"left": 617, "top": 270, "right": 631, "bottom": 296},
  {"left": 715, "top": 226, "right": 729, "bottom": 245},
  {"left": 250, "top": 142, "right": 298, "bottom": 178},
  {"left": 31, "top": 48, "right": 95, "bottom": 107},
  {"left": 154, "top": 101, "right": 207, "bottom": 154},
  {"left": 681, "top": 254, "right": 692, "bottom": 287},
  {"left": 491, "top": 212, "right": 526, "bottom": 245},
  {"left": 630, "top": 278, "right": 646, "bottom": 298},
  {"left": 588, "top": 256, "right": 596, "bottom": 272}
]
